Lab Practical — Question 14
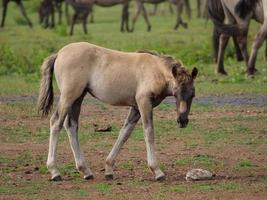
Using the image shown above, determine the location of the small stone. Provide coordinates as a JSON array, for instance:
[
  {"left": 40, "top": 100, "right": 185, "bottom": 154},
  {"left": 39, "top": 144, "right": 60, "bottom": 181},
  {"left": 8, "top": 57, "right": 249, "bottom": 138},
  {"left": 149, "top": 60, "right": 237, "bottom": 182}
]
[
  {"left": 186, "top": 169, "right": 214, "bottom": 181},
  {"left": 94, "top": 125, "right": 112, "bottom": 132}
]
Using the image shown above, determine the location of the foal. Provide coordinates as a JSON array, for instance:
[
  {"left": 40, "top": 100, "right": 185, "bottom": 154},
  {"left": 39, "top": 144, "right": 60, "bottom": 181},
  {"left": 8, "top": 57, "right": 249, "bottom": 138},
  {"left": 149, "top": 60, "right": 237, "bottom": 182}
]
[{"left": 38, "top": 42, "right": 198, "bottom": 181}]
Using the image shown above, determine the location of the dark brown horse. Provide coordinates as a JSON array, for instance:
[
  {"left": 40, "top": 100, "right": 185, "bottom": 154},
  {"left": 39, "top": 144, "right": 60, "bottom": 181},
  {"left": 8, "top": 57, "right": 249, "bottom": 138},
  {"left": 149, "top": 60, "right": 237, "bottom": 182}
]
[
  {"left": 66, "top": 0, "right": 130, "bottom": 35},
  {"left": 131, "top": 0, "right": 188, "bottom": 32},
  {"left": 1, "top": 0, "right": 32, "bottom": 28},
  {"left": 208, "top": 0, "right": 267, "bottom": 76}
]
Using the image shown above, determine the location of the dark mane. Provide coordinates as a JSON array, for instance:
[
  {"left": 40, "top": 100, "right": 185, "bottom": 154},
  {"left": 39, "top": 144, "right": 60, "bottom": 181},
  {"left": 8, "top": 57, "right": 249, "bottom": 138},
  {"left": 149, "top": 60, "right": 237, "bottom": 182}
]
[{"left": 235, "top": 0, "right": 259, "bottom": 19}]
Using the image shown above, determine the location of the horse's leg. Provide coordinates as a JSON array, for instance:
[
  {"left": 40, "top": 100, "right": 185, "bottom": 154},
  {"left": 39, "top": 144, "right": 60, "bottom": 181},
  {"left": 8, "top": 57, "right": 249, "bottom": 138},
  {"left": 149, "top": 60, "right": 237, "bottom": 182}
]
[
  {"left": 57, "top": 2, "right": 62, "bottom": 25},
  {"left": 212, "top": 27, "right": 220, "bottom": 63},
  {"left": 50, "top": 6, "right": 55, "bottom": 28},
  {"left": 47, "top": 97, "right": 73, "bottom": 181},
  {"left": 105, "top": 107, "right": 140, "bottom": 180},
  {"left": 1, "top": 0, "right": 9, "bottom": 27},
  {"left": 137, "top": 96, "right": 165, "bottom": 181},
  {"left": 121, "top": 4, "right": 126, "bottom": 32},
  {"left": 217, "top": 33, "right": 230, "bottom": 75},
  {"left": 90, "top": 8, "right": 94, "bottom": 23},
  {"left": 140, "top": 3, "right": 151, "bottom": 32},
  {"left": 197, "top": 0, "right": 201, "bottom": 18},
  {"left": 82, "top": 13, "right": 88, "bottom": 34},
  {"left": 70, "top": 12, "right": 78, "bottom": 35},
  {"left": 151, "top": 4, "right": 157, "bottom": 16},
  {"left": 125, "top": 3, "right": 130, "bottom": 32},
  {"left": 16, "top": 0, "right": 32, "bottom": 27},
  {"left": 247, "top": 24, "right": 267, "bottom": 76},
  {"left": 184, "top": 0, "right": 191, "bottom": 20},
  {"left": 265, "top": 39, "right": 267, "bottom": 61},
  {"left": 169, "top": 2, "right": 174, "bottom": 15},
  {"left": 131, "top": 1, "right": 142, "bottom": 32},
  {"left": 236, "top": 32, "right": 250, "bottom": 71},
  {"left": 64, "top": 93, "right": 93, "bottom": 180},
  {"left": 233, "top": 36, "right": 244, "bottom": 62},
  {"left": 65, "top": 2, "right": 70, "bottom": 25},
  {"left": 174, "top": 0, "right": 187, "bottom": 30}
]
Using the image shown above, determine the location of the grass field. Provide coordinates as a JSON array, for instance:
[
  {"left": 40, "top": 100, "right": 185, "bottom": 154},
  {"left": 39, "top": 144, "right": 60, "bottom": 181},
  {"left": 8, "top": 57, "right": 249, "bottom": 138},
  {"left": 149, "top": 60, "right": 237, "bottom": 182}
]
[{"left": 0, "top": 1, "right": 267, "bottom": 200}]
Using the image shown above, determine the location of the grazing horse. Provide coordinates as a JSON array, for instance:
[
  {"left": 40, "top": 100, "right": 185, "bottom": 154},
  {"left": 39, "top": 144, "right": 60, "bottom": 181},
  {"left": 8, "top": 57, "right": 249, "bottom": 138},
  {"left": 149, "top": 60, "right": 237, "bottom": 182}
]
[
  {"left": 207, "top": 0, "right": 243, "bottom": 65},
  {"left": 1, "top": 0, "right": 32, "bottom": 28},
  {"left": 66, "top": 0, "right": 130, "bottom": 35},
  {"left": 39, "top": 0, "right": 65, "bottom": 28},
  {"left": 235, "top": 0, "right": 267, "bottom": 76},
  {"left": 131, "top": 0, "right": 188, "bottom": 32},
  {"left": 37, "top": 42, "right": 198, "bottom": 181},
  {"left": 208, "top": 0, "right": 266, "bottom": 76}
]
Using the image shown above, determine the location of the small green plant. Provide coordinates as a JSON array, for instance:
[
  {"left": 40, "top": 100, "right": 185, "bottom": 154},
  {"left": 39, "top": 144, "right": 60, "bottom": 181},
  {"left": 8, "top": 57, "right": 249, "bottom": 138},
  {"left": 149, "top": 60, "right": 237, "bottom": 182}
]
[{"left": 93, "top": 183, "right": 111, "bottom": 193}]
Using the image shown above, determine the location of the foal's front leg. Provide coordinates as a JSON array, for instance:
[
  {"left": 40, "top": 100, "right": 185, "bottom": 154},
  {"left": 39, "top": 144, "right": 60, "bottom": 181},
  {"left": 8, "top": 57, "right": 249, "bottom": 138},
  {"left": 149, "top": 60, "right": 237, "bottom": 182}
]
[
  {"left": 105, "top": 107, "right": 140, "bottom": 180},
  {"left": 137, "top": 97, "right": 165, "bottom": 181}
]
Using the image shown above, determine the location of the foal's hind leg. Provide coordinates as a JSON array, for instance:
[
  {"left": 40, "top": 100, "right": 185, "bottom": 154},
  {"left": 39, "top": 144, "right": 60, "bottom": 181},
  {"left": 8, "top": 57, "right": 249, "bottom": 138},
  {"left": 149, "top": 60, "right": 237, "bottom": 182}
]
[
  {"left": 105, "top": 107, "right": 140, "bottom": 180},
  {"left": 47, "top": 97, "right": 73, "bottom": 181},
  {"left": 64, "top": 93, "right": 93, "bottom": 180}
]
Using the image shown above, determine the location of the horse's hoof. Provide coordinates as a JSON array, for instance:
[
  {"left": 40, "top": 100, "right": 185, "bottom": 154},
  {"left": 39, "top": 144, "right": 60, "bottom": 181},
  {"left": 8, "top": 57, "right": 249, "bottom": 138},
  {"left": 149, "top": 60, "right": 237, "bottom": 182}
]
[
  {"left": 84, "top": 175, "right": 94, "bottom": 180},
  {"left": 156, "top": 175, "right": 166, "bottom": 182},
  {"left": 217, "top": 70, "right": 228, "bottom": 75},
  {"left": 50, "top": 175, "right": 62, "bottom": 182},
  {"left": 105, "top": 174, "right": 113, "bottom": 181},
  {"left": 147, "top": 26, "right": 151, "bottom": 32},
  {"left": 183, "top": 23, "right": 188, "bottom": 29}
]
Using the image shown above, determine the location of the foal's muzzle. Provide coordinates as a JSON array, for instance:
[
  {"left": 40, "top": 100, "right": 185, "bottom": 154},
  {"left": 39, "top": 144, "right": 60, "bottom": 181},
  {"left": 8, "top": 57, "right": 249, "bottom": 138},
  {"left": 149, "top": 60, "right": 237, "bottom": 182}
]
[{"left": 177, "top": 116, "right": 189, "bottom": 128}]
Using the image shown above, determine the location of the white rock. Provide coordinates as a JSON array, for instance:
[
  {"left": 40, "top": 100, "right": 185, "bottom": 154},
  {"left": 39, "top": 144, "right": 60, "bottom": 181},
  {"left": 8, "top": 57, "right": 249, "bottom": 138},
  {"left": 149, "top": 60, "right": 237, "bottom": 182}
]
[{"left": 186, "top": 169, "right": 214, "bottom": 181}]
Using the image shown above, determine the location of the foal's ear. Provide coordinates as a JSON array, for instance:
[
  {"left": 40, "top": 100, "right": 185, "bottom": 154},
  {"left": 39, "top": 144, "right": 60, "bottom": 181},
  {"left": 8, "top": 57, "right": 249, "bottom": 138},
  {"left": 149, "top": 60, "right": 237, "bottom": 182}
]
[
  {"left": 171, "top": 63, "right": 181, "bottom": 77},
  {"left": 191, "top": 67, "right": 198, "bottom": 80}
]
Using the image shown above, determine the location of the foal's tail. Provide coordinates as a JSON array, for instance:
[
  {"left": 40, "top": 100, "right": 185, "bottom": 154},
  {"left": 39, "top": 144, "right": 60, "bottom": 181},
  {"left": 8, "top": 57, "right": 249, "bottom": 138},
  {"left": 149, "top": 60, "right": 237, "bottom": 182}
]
[
  {"left": 37, "top": 54, "right": 57, "bottom": 116},
  {"left": 207, "top": 0, "right": 239, "bottom": 36}
]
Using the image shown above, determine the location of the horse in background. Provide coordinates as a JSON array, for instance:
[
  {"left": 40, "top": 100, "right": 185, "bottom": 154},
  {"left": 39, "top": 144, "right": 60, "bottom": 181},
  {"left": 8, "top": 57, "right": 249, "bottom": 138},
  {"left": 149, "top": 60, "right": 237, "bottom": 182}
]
[
  {"left": 208, "top": 0, "right": 267, "bottom": 76},
  {"left": 1, "top": 0, "right": 32, "bottom": 28}
]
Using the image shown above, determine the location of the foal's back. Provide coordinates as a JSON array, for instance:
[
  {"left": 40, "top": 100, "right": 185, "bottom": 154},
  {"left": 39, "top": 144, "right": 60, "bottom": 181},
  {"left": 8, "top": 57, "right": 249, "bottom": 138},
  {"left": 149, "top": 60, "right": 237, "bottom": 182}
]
[{"left": 54, "top": 42, "right": 167, "bottom": 106}]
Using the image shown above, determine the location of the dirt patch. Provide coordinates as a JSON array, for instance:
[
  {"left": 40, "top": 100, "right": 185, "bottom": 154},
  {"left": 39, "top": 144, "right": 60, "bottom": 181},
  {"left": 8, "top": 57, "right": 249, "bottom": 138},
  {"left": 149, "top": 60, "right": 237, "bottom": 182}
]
[
  {"left": 1, "top": 95, "right": 267, "bottom": 106},
  {"left": 0, "top": 100, "right": 267, "bottom": 200}
]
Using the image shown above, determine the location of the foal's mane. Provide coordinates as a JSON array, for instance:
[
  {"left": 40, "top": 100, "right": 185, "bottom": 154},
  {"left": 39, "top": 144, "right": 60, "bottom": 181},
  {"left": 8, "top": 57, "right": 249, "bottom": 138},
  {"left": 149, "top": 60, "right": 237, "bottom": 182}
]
[
  {"left": 137, "top": 50, "right": 192, "bottom": 84},
  {"left": 137, "top": 50, "right": 180, "bottom": 66}
]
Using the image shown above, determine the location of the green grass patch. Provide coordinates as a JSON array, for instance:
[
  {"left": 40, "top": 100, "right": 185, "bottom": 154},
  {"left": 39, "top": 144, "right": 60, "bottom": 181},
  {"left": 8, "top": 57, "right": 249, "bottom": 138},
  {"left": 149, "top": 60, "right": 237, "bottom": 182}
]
[
  {"left": 93, "top": 183, "right": 112, "bottom": 193},
  {"left": 175, "top": 154, "right": 223, "bottom": 170}
]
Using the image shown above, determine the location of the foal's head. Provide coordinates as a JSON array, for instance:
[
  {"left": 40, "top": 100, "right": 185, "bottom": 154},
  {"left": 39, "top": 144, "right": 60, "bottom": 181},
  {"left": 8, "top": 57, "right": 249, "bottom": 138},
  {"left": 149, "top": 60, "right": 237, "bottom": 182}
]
[{"left": 171, "top": 64, "right": 198, "bottom": 128}]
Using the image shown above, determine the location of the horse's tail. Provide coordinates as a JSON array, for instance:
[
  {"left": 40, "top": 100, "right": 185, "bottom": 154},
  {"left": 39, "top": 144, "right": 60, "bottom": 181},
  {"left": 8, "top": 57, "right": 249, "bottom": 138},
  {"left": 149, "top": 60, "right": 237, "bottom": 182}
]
[
  {"left": 235, "top": 0, "right": 258, "bottom": 19},
  {"left": 207, "top": 0, "right": 239, "bottom": 36},
  {"left": 37, "top": 54, "right": 57, "bottom": 116}
]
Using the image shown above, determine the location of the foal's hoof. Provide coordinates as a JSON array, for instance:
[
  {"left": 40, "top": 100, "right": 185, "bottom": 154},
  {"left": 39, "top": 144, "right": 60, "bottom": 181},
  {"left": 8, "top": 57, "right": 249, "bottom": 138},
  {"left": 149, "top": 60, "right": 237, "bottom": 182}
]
[
  {"left": 84, "top": 175, "right": 94, "bottom": 180},
  {"left": 50, "top": 175, "right": 63, "bottom": 182},
  {"left": 105, "top": 174, "right": 114, "bottom": 181},
  {"left": 156, "top": 175, "right": 166, "bottom": 182}
]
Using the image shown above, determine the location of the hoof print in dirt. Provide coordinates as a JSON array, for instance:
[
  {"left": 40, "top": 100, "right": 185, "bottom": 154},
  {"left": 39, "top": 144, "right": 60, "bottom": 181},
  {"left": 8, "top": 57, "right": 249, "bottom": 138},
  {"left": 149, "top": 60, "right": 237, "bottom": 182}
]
[
  {"left": 105, "top": 174, "right": 114, "bottom": 181},
  {"left": 50, "top": 175, "right": 63, "bottom": 182},
  {"left": 186, "top": 169, "right": 214, "bottom": 182},
  {"left": 84, "top": 175, "right": 94, "bottom": 180}
]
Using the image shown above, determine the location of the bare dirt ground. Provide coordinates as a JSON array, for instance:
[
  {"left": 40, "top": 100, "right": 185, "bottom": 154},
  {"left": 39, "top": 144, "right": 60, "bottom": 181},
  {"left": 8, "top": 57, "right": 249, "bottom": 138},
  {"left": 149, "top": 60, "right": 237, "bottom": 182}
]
[{"left": 0, "top": 95, "right": 267, "bottom": 199}]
